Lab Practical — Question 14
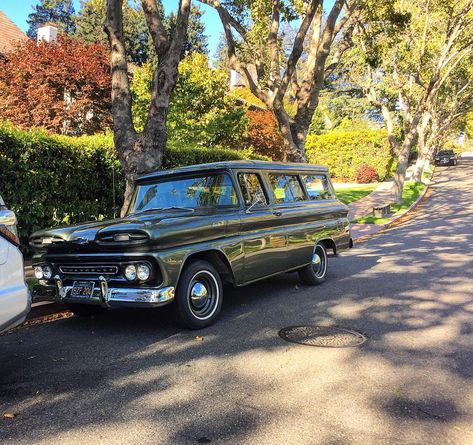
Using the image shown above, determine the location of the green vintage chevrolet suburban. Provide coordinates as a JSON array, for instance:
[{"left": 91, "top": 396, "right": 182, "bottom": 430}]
[{"left": 31, "top": 161, "right": 353, "bottom": 328}]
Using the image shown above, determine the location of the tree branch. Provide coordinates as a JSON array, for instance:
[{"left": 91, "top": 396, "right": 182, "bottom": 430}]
[
  {"left": 268, "top": 0, "right": 281, "bottom": 85},
  {"left": 104, "top": 0, "right": 135, "bottom": 146},
  {"left": 198, "top": 0, "right": 247, "bottom": 40},
  {"left": 141, "top": 0, "right": 169, "bottom": 57},
  {"left": 275, "top": 0, "right": 322, "bottom": 105}
]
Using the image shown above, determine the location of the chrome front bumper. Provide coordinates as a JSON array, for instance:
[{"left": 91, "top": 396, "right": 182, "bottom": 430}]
[{"left": 52, "top": 276, "right": 175, "bottom": 308}]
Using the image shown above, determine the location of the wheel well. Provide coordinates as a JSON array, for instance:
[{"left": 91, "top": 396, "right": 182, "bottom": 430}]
[
  {"left": 319, "top": 238, "right": 337, "bottom": 255},
  {"left": 184, "top": 250, "right": 235, "bottom": 284}
]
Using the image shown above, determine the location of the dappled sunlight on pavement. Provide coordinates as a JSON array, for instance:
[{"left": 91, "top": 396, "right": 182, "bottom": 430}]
[{"left": 1, "top": 162, "right": 472, "bottom": 444}]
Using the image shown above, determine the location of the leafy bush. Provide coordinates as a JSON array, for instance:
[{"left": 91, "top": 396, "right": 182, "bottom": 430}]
[
  {"left": 355, "top": 164, "right": 379, "bottom": 183},
  {"left": 245, "top": 110, "right": 285, "bottom": 160},
  {"left": 0, "top": 122, "right": 267, "bottom": 245},
  {"left": 131, "top": 54, "right": 248, "bottom": 147},
  {"left": 305, "top": 129, "right": 395, "bottom": 181}
]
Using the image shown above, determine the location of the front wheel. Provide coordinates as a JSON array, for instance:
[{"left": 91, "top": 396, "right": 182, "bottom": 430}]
[
  {"left": 298, "top": 243, "right": 328, "bottom": 285},
  {"left": 174, "top": 260, "right": 223, "bottom": 329}
]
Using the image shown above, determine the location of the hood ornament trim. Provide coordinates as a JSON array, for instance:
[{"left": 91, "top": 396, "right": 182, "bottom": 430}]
[{"left": 71, "top": 237, "right": 90, "bottom": 245}]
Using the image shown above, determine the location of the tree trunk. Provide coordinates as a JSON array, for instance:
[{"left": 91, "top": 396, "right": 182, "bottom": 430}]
[
  {"left": 105, "top": 0, "right": 191, "bottom": 216},
  {"left": 119, "top": 132, "right": 166, "bottom": 216},
  {"left": 273, "top": 108, "right": 307, "bottom": 162},
  {"left": 411, "top": 153, "right": 427, "bottom": 184},
  {"left": 411, "top": 112, "right": 431, "bottom": 183},
  {"left": 391, "top": 125, "right": 418, "bottom": 203},
  {"left": 391, "top": 149, "right": 409, "bottom": 204}
]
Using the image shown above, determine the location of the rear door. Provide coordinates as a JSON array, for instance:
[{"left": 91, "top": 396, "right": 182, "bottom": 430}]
[
  {"left": 266, "top": 172, "right": 342, "bottom": 269},
  {"left": 237, "top": 172, "right": 288, "bottom": 283},
  {"left": 265, "top": 172, "right": 316, "bottom": 268}
]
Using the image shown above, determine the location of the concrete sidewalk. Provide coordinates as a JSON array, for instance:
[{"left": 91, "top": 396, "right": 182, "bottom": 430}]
[
  {"left": 347, "top": 182, "right": 392, "bottom": 221},
  {"left": 348, "top": 165, "right": 431, "bottom": 241}
]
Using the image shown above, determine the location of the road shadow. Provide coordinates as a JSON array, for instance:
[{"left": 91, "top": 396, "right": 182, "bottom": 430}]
[{"left": 0, "top": 163, "right": 472, "bottom": 444}]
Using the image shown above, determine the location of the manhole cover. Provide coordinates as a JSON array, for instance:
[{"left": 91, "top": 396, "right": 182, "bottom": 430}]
[{"left": 279, "top": 325, "right": 367, "bottom": 348}]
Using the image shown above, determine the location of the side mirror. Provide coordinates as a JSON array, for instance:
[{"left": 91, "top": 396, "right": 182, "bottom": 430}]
[
  {"left": 246, "top": 192, "right": 265, "bottom": 213},
  {"left": 0, "top": 209, "right": 17, "bottom": 234}
]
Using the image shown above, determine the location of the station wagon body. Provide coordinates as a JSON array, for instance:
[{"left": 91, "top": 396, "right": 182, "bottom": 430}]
[{"left": 31, "top": 161, "right": 353, "bottom": 328}]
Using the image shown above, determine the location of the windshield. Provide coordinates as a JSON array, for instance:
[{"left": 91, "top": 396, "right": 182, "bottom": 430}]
[
  {"left": 438, "top": 150, "right": 454, "bottom": 156},
  {"left": 127, "top": 173, "right": 239, "bottom": 215}
]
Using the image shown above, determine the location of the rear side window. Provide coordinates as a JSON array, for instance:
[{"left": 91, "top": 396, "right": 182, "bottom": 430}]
[
  {"left": 268, "top": 174, "right": 305, "bottom": 203},
  {"left": 301, "top": 174, "right": 334, "bottom": 200},
  {"left": 238, "top": 173, "right": 268, "bottom": 206}
]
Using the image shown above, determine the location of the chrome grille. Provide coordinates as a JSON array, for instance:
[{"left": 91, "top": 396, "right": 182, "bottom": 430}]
[
  {"left": 58, "top": 265, "right": 119, "bottom": 275},
  {"left": 30, "top": 235, "right": 64, "bottom": 248}
]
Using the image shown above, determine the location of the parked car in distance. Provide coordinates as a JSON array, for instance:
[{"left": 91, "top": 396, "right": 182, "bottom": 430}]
[
  {"left": 0, "top": 224, "right": 31, "bottom": 333},
  {"left": 0, "top": 194, "right": 18, "bottom": 237},
  {"left": 30, "top": 161, "right": 353, "bottom": 329},
  {"left": 434, "top": 150, "right": 457, "bottom": 166}
]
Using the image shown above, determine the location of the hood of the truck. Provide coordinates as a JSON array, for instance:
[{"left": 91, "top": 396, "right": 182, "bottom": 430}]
[{"left": 29, "top": 209, "right": 210, "bottom": 252}]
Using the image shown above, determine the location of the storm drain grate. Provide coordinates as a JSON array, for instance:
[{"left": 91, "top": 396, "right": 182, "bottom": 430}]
[{"left": 279, "top": 325, "right": 367, "bottom": 348}]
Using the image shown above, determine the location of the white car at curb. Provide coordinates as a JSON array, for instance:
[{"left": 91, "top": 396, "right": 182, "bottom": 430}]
[{"left": 0, "top": 224, "right": 31, "bottom": 333}]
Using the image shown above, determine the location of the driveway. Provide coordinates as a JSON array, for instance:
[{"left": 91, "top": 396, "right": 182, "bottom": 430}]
[{"left": 1, "top": 162, "right": 472, "bottom": 445}]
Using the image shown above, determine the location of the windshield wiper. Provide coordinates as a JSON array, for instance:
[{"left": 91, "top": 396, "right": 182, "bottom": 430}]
[
  {"left": 128, "top": 206, "right": 195, "bottom": 216},
  {"left": 161, "top": 206, "right": 195, "bottom": 212}
]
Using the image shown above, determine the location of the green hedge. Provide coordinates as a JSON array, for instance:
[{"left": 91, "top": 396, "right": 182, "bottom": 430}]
[
  {"left": 306, "top": 129, "right": 395, "bottom": 181},
  {"left": 0, "top": 122, "right": 266, "bottom": 244}
]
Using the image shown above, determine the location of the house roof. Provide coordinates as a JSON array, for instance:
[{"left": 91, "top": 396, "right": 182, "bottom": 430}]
[{"left": 0, "top": 10, "right": 27, "bottom": 55}]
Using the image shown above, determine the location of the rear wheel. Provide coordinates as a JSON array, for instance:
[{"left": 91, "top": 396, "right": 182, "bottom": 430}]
[
  {"left": 65, "top": 303, "right": 106, "bottom": 317},
  {"left": 298, "top": 243, "right": 328, "bottom": 285},
  {"left": 174, "top": 260, "right": 223, "bottom": 329}
]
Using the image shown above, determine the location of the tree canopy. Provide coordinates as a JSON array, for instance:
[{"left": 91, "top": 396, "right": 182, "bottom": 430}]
[
  {"left": 0, "top": 35, "right": 111, "bottom": 135},
  {"left": 74, "top": 0, "right": 208, "bottom": 64},
  {"left": 27, "top": 0, "right": 76, "bottom": 38}
]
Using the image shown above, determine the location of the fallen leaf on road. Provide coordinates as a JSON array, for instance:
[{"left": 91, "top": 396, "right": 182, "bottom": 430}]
[
  {"left": 195, "top": 336, "right": 204, "bottom": 342},
  {"left": 3, "top": 412, "right": 17, "bottom": 419}
]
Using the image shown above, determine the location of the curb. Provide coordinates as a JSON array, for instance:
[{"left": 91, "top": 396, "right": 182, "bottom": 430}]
[{"left": 353, "top": 167, "right": 434, "bottom": 243}]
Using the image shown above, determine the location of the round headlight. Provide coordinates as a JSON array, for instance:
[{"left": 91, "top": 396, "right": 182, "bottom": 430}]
[
  {"left": 34, "top": 266, "right": 43, "bottom": 279},
  {"left": 42, "top": 265, "right": 53, "bottom": 280},
  {"left": 124, "top": 264, "right": 137, "bottom": 281},
  {"left": 137, "top": 264, "right": 151, "bottom": 281}
]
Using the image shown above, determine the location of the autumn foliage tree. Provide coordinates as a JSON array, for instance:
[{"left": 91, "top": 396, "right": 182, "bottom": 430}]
[
  {"left": 0, "top": 35, "right": 111, "bottom": 135},
  {"left": 245, "top": 110, "right": 285, "bottom": 160}
]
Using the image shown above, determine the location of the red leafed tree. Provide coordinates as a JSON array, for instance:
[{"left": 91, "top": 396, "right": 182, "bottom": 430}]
[
  {"left": 246, "top": 110, "right": 285, "bottom": 161},
  {"left": 0, "top": 35, "right": 111, "bottom": 135}
]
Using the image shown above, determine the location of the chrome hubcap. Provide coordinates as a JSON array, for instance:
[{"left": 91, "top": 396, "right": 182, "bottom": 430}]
[
  {"left": 312, "top": 246, "right": 326, "bottom": 277},
  {"left": 190, "top": 282, "right": 208, "bottom": 309},
  {"left": 312, "top": 253, "right": 321, "bottom": 266},
  {"left": 187, "top": 271, "right": 219, "bottom": 320}
]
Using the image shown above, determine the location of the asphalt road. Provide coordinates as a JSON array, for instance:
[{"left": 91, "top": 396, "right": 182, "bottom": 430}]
[{"left": 1, "top": 162, "right": 472, "bottom": 445}]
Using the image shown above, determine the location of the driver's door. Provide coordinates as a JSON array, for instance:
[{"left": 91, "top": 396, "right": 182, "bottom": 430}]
[{"left": 237, "top": 172, "right": 288, "bottom": 283}]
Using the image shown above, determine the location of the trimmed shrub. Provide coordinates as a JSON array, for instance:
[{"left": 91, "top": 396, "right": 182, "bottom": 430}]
[
  {"left": 355, "top": 164, "right": 379, "bottom": 183},
  {"left": 0, "top": 122, "right": 267, "bottom": 245},
  {"left": 306, "top": 129, "right": 395, "bottom": 181}
]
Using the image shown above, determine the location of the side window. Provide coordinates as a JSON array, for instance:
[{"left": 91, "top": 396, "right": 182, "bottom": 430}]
[
  {"left": 238, "top": 173, "right": 268, "bottom": 206},
  {"left": 301, "top": 174, "right": 334, "bottom": 200},
  {"left": 268, "top": 174, "right": 305, "bottom": 203}
]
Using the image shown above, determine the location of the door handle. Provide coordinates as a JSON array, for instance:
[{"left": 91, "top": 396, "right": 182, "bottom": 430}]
[{"left": 273, "top": 211, "right": 282, "bottom": 217}]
